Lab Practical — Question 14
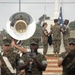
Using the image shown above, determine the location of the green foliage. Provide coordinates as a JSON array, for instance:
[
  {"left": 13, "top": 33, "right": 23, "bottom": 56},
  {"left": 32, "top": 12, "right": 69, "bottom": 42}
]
[
  {"left": 38, "top": 14, "right": 50, "bottom": 25},
  {"left": 69, "top": 21, "right": 75, "bottom": 30}
]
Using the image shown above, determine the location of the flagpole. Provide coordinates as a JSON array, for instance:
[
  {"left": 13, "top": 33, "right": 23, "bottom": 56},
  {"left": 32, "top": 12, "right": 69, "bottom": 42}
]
[
  {"left": 43, "top": 0, "right": 46, "bottom": 23},
  {"left": 19, "top": 0, "right": 21, "bottom": 12},
  {"left": 60, "top": 0, "right": 63, "bottom": 6}
]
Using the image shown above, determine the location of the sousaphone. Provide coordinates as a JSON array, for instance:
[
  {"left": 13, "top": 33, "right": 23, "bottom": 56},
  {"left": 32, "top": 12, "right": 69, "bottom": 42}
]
[{"left": 6, "top": 12, "right": 36, "bottom": 40}]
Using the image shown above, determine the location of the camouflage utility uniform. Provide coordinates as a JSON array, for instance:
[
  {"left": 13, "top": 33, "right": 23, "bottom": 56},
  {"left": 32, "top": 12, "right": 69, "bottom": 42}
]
[
  {"left": 42, "top": 28, "right": 48, "bottom": 55},
  {"left": 60, "top": 50, "right": 75, "bottom": 75},
  {"left": 59, "top": 51, "right": 69, "bottom": 75},
  {"left": 62, "top": 25, "right": 70, "bottom": 52},
  {"left": 51, "top": 24, "right": 61, "bottom": 54},
  {"left": 58, "top": 38, "right": 75, "bottom": 75},
  {"left": 21, "top": 52, "right": 47, "bottom": 75},
  {"left": 0, "top": 49, "right": 20, "bottom": 75}
]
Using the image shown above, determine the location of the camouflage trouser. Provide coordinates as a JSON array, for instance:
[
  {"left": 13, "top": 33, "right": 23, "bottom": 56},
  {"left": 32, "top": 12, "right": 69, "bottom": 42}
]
[
  {"left": 43, "top": 43, "right": 48, "bottom": 55},
  {"left": 63, "top": 39, "right": 69, "bottom": 52},
  {"left": 52, "top": 40, "right": 61, "bottom": 53}
]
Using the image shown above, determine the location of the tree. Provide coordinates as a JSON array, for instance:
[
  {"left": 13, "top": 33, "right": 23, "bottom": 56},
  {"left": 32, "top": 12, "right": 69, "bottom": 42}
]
[
  {"left": 69, "top": 21, "right": 75, "bottom": 30},
  {"left": 38, "top": 14, "right": 50, "bottom": 25}
]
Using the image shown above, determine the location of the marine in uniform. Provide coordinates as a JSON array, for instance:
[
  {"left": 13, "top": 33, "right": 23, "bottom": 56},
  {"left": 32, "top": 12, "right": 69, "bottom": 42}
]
[
  {"left": 0, "top": 38, "right": 20, "bottom": 75},
  {"left": 58, "top": 38, "right": 75, "bottom": 75},
  {"left": 19, "top": 38, "right": 47, "bottom": 75},
  {"left": 11, "top": 38, "right": 27, "bottom": 75},
  {"left": 61, "top": 19, "right": 70, "bottom": 52},
  {"left": 42, "top": 22, "right": 49, "bottom": 56},
  {"left": 51, "top": 19, "right": 61, "bottom": 56}
]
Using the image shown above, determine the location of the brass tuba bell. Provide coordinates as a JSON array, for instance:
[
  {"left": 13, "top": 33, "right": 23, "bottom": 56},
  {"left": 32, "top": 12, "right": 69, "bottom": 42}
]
[{"left": 6, "top": 12, "right": 36, "bottom": 40}]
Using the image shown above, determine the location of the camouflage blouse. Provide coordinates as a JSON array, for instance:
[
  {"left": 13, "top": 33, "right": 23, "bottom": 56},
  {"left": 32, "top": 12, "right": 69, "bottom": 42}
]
[
  {"left": 20, "top": 52, "right": 47, "bottom": 75},
  {"left": 0, "top": 49, "right": 20, "bottom": 75}
]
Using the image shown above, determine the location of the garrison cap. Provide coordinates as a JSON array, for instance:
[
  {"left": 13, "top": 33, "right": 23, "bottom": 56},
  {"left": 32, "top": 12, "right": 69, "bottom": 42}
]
[
  {"left": 3, "top": 38, "right": 12, "bottom": 45},
  {"left": 68, "top": 38, "right": 75, "bottom": 45},
  {"left": 30, "top": 38, "right": 39, "bottom": 45}
]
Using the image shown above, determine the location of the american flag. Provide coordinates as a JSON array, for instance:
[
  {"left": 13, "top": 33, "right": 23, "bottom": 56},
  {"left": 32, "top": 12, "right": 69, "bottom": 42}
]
[{"left": 58, "top": 7, "right": 64, "bottom": 27}]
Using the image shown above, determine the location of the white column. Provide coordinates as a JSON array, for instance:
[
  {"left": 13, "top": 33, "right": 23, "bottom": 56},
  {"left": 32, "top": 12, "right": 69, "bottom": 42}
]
[{"left": 53, "top": 0, "right": 60, "bottom": 19}]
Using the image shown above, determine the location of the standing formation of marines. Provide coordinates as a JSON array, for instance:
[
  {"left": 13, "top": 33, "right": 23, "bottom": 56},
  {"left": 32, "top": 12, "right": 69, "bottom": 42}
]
[
  {"left": 0, "top": 38, "right": 47, "bottom": 75},
  {"left": 0, "top": 18, "right": 75, "bottom": 75},
  {"left": 42, "top": 19, "right": 70, "bottom": 56}
]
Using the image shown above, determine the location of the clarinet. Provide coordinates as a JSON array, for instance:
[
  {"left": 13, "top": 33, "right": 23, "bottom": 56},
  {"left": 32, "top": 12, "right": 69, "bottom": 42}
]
[{"left": 27, "top": 50, "right": 36, "bottom": 73}]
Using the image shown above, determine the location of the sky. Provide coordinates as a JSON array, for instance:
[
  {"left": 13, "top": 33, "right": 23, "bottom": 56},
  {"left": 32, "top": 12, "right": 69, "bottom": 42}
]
[{"left": 0, "top": 0, "right": 75, "bottom": 31}]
